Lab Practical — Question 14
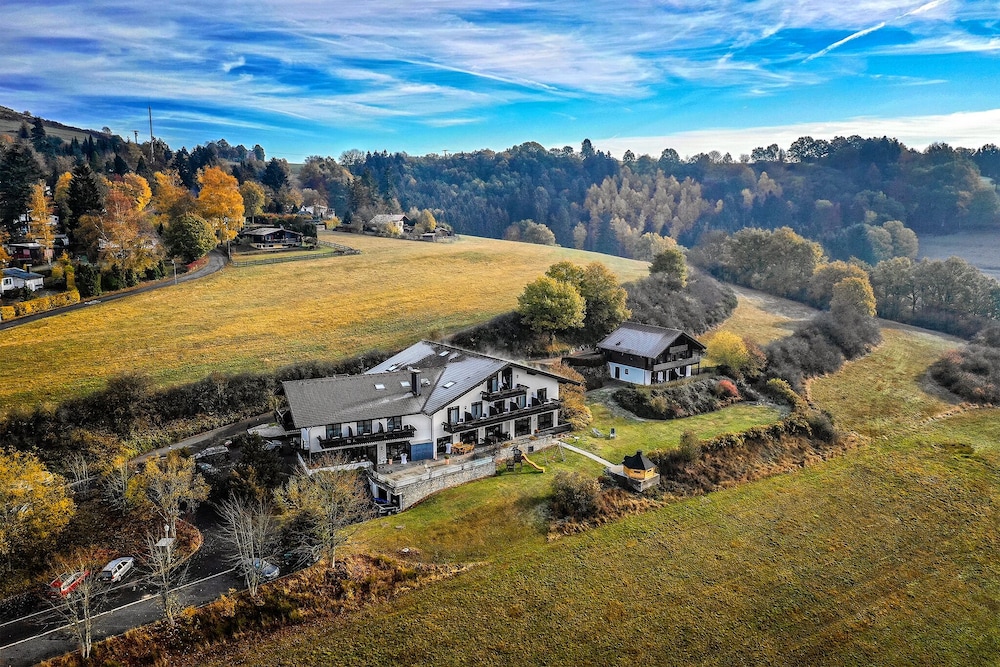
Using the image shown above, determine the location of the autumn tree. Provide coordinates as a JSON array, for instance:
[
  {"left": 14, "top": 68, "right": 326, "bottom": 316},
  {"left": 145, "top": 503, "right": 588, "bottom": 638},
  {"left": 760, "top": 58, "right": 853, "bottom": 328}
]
[
  {"left": 142, "top": 451, "right": 210, "bottom": 537},
  {"left": 27, "top": 181, "right": 55, "bottom": 255},
  {"left": 101, "top": 453, "right": 146, "bottom": 514},
  {"left": 544, "top": 261, "right": 630, "bottom": 342},
  {"left": 151, "top": 169, "right": 194, "bottom": 220},
  {"left": 831, "top": 276, "right": 877, "bottom": 318},
  {"left": 275, "top": 466, "right": 373, "bottom": 569},
  {"left": 79, "top": 187, "right": 160, "bottom": 274},
  {"left": 163, "top": 212, "right": 217, "bottom": 263},
  {"left": 649, "top": 244, "right": 687, "bottom": 288},
  {"left": 239, "top": 180, "right": 266, "bottom": 225},
  {"left": 708, "top": 331, "right": 763, "bottom": 379},
  {"left": 0, "top": 449, "right": 75, "bottom": 570},
  {"left": 517, "top": 276, "right": 586, "bottom": 345},
  {"left": 196, "top": 166, "right": 245, "bottom": 245},
  {"left": 808, "top": 260, "right": 869, "bottom": 309}
]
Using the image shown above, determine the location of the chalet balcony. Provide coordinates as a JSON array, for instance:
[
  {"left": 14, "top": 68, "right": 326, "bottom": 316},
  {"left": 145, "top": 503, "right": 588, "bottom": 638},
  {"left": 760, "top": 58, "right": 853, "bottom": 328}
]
[
  {"left": 319, "top": 424, "right": 416, "bottom": 448},
  {"left": 652, "top": 353, "right": 702, "bottom": 372},
  {"left": 442, "top": 399, "right": 561, "bottom": 434},
  {"left": 481, "top": 383, "right": 529, "bottom": 402}
]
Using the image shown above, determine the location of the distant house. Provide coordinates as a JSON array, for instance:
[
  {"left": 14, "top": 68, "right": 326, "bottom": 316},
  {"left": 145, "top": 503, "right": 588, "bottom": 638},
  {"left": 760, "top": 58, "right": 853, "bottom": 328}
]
[
  {"left": 2, "top": 267, "right": 45, "bottom": 294},
  {"left": 240, "top": 226, "right": 304, "bottom": 249},
  {"left": 367, "top": 214, "right": 409, "bottom": 236},
  {"left": 597, "top": 322, "right": 705, "bottom": 385},
  {"left": 7, "top": 242, "right": 51, "bottom": 264},
  {"left": 301, "top": 205, "right": 329, "bottom": 219}
]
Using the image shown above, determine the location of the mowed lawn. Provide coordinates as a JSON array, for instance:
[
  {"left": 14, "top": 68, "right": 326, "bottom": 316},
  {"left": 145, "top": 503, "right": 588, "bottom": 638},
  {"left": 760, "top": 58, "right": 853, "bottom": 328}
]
[
  {"left": 0, "top": 234, "right": 648, "bottom": 411},
  {"left": 187, "top": 296, "right": 1000, "bottom": 666}
]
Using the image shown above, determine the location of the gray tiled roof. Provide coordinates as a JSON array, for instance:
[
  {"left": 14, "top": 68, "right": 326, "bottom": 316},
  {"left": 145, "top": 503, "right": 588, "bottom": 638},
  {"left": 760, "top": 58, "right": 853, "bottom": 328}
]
[
  {"left": 597, "top": 322, "right": 703, "bottom": 359},
  {"left": 285, "top": 341, "right": 575, "bottom": 429},
  {"left": 282, "top": 370, "right": 439, "bottom": 428}
]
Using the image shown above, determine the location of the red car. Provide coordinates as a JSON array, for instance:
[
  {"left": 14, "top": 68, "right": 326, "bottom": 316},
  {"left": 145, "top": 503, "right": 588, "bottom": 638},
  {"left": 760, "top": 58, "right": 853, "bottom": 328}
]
[{"left": 49, "top": 570, "right": 89, "bottom": 597}]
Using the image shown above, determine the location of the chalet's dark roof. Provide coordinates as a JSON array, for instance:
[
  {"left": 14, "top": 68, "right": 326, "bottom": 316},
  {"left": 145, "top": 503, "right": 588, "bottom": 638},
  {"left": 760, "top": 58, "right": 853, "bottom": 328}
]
[
  {"left": 243, "top": 227, "right": 303, "bottom": 238},
  {"left": 3, "top": 267, "right": 44, "bottom": 280},
  {"left": 597, "top": 322, "right": 705, "bottom": 359},
  {"left": 623, "top": 450, "right": 656, "bottom": 471}
]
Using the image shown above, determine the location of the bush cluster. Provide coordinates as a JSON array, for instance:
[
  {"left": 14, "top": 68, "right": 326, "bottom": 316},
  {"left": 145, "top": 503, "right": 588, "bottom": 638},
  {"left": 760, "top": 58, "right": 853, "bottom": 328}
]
[
  {"left": 550, "top": 470, "right": 603, "bottom": 521},
  {"left": 929, "top": 326, "right": 1000, "bottom": 403},
  {"left": 613, "top": 378, "right": 741, "bottom": 420},
  {"left": 765, "top": 309, "right": 881, "bottom": 392},
  {"left": 625, "top": 269, "right": 737, "bottom": 335}
]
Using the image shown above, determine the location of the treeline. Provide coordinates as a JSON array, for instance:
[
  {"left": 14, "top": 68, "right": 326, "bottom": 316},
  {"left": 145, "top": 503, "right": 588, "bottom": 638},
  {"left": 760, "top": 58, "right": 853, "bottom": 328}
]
[
  {"left": 690, "top": 226, "right": 1000, "bottom": 338},
  {"left": 342, "top": 137, "right": 1000, "bottom": 259},
  {"left": 0, "top": 351, "right": 391, "bottom": 470}
]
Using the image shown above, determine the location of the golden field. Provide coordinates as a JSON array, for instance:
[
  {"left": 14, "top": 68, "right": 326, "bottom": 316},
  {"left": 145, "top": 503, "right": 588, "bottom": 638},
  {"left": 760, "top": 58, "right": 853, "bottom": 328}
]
[{"left": 0, "top": 234, "right": 648, "bottom": 412}]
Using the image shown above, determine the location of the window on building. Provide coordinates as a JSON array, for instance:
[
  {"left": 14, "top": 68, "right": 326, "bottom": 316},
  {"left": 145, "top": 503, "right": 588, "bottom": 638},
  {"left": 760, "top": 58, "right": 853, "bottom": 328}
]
[
  {"left": 514, "top": 417, "right": 531, "bottom": 437},
  {"left": 537, "top": 412, "right": 554, "bottom": 430},
  {"left": 516, "top": 395, "right": 526, "bottom": 408},
  {"left": 471, "top": 401, "right": 483, "bottom": 418},
  {"left": 325, "top": 423, "right": 342, "bottom": 440},
  {"left": 387, "top": 416, "right": 402, "bottom": 431},
  {"left": 357, "top": 420, "right": 373, "bottom": 435},
  {"left": 536, "top": 388, "right": 547, "bottom": 403},
  {"left": 447, "top": 407, "right": 460, "bottom": 424}
]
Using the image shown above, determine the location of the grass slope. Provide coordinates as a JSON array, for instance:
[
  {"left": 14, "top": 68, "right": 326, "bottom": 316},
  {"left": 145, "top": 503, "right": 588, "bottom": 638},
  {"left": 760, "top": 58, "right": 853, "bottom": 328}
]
[
  {"left": 179, "top": 291, "right": 1000, "bottom": 666},
  {"left": 0, "top": 235, "right": 647, "bottom": 411}
]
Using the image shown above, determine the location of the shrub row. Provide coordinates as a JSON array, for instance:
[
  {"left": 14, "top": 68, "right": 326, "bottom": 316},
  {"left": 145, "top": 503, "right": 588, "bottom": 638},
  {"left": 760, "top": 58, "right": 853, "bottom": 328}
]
[
  {"left": 0, "top": 289, "right": 80, "bottom": 320},
  {"left": 648, "top": 409, "right": 842, "bottom": 496},
  {"left": 765, "top": 308, "right": 881, "bottom": 392},
  {"left": 624, "top": 269, "right": 737, "bottom": 335},
  {"left": 0, "top": 351, "right": 393, "bottom": 469},
  {"left": 612, "top": 378, "right": 745, "bottom": 420}
]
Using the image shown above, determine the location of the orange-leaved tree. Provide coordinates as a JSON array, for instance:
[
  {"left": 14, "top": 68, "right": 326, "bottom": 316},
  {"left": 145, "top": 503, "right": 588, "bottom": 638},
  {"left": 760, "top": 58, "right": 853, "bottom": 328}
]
[{"left": 197, "top": 166, "right": 245, "bottom": 245}]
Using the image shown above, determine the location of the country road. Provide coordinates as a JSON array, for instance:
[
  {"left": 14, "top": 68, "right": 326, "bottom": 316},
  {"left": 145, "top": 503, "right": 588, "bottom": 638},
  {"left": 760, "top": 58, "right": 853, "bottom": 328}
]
[{"left": 0, "top": 249, "right": 227, "bottom": 331}]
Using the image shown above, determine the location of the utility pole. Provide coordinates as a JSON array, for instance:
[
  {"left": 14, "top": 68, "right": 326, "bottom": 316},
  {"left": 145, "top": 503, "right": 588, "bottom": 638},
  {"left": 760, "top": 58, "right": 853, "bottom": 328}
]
[{"left": 148, "top": 106, "right": 154, "bottom": 164}]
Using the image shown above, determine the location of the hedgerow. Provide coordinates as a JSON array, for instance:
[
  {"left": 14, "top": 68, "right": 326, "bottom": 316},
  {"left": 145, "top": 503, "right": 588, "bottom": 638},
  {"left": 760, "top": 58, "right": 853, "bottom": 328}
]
[
  {"left": 612, "top": 378, "right": 747, "bottom": 420},
  {"left": 929, "top": 323, "right": 1000, "bottom": 403}
]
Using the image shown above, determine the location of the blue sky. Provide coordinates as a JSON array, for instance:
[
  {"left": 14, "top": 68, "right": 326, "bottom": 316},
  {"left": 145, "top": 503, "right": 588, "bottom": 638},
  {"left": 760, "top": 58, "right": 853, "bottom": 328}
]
[{"left": 2, "top": 0, "right": 997, "bottom": 161}]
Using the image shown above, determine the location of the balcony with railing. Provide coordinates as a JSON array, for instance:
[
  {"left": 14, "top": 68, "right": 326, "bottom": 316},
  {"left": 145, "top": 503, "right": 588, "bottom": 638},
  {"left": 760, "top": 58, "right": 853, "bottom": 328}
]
[
  {"left": 442, "top": 398, "right": 561, "bottom": 434},
  {"left": 319, "top": 424, "right": 416, "bottom": 449},
  {"left": 481, "top": 383, "right": 528, "bottom": 402}
]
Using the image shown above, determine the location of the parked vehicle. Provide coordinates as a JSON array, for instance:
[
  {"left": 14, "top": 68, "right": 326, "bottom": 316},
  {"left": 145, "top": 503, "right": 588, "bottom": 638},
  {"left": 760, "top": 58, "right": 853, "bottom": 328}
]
[
  {"left": 263, "top": 440, "right": 283, "bottom": 452},
  {"left": 49, "top": 570, "right": 89, "bottom": 597},
  {"left": 246, "top": 558, "right": 280, "bottom": 580},
  {"left": 193, "top": 445, "right": 229, "bottom": 460},
  {"left": 98, "top": 557, "right": 135, "bottom": 583}
]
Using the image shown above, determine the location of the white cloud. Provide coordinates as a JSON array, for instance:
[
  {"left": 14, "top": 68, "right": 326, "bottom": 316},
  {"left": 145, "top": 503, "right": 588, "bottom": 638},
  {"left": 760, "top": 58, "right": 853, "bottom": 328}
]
[{"left": 595, "top": 108, "right": 1000, "bottom": 159}]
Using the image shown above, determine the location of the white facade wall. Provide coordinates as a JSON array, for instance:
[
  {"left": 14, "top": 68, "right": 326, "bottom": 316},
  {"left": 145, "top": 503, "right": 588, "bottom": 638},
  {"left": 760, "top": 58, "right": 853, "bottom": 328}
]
[{"left": 607, "top": 362, "right": 652, "bottom": 385}]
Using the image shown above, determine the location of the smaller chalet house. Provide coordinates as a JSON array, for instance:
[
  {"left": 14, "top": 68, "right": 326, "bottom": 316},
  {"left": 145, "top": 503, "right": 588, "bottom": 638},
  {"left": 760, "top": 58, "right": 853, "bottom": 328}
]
[
  {"left": 367, "top": 214, "right": 409, "bottom": 236},
  {"left": 282, "top": 341, "right": 569, "bottom": 467},
  {"left": 240, "top": 226, "right": 305, "bottom": 249},
  {"left": 2, "top": 267, "right": 44, "bottom": 294},
  {"left": 597, "top": 322, "right": 706, "bottom": 385}
]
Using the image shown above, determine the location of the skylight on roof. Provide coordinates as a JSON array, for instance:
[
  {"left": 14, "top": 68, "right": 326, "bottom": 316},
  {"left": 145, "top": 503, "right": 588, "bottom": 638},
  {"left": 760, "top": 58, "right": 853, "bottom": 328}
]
[
  {"left": 439, "top": 350, "right": 449, "bottom": 356},
  {"left": 400, "top": 381, "right": 410, "bottom": 387},
  {"left": 374, "top": 383, "right": 386, "bottom": 390},
  {"left": 443, "top": 381, "right": 456, "bottom": 388}
]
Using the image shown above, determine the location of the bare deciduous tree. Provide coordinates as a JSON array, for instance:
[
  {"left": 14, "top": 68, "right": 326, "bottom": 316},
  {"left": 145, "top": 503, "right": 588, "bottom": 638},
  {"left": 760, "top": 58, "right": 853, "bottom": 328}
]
[
  {"left": 66, "top": 453, "right": 90, "bottom": 494},
  {"left": 274, "top": 463, "right": 373, "bottom": 569},
  {"left": 47, "top": 550, "right": 110, "bottom": 660},
  {"left": 143, "top": 530, "right": 189, "bottom": 627},
  {"left": 102, "top": 454, "right": 142, "bottom": 513},
  {"left": 216, "top": 494, "right": 278, "bottom": 596}
]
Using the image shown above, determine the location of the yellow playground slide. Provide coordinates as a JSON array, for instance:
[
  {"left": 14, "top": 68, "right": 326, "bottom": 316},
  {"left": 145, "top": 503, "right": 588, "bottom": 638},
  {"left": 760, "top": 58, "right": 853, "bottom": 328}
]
[{"left": 521, "top": 454, "right": 545, "bottom": 473}]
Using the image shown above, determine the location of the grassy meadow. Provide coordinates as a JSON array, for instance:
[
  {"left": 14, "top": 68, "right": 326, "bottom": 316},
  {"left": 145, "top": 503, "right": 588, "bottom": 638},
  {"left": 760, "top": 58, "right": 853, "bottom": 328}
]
[
  {"left": 176, "top": 286, "right": 1000, "bottom": 666},
  {"left": 0, "top": 234, "right": 648, "bottom": 411}
]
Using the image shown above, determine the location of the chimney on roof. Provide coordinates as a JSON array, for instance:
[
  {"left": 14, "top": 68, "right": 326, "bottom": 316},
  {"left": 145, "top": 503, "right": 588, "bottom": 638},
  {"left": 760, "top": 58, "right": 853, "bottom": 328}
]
[{"left": 410, "top": 368, "right": 421, "bottom": 396}]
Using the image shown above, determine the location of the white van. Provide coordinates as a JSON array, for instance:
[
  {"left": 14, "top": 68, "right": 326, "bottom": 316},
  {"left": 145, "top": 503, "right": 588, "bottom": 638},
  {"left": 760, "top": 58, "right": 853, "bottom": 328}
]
[{"left": 98, "top": 557, "right": 134, "bottom": 583}]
